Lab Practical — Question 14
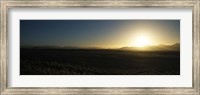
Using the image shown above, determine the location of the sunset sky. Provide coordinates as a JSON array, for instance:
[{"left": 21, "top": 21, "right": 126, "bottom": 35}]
[{"left": 20, "top": 20, "right": 180, "bottom": 48}]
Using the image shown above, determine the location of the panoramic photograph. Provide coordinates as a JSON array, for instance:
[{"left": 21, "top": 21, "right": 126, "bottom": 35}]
[{"left": 20, "top": 20, "right": 180, "bottom": 75}]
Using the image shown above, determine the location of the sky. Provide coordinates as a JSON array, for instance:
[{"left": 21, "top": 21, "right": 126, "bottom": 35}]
[{"left": 20, "top": 20, "right": 180, "bottom": 48}]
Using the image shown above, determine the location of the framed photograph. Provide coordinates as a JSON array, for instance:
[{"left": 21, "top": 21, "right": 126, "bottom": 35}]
[{"left": 1, "top": 0, "right": 199, "bottom": 95}]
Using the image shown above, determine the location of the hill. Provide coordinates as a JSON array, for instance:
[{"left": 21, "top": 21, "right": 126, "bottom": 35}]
[{"left": 120, "top": 43, "right": 180, "bottom": 51}]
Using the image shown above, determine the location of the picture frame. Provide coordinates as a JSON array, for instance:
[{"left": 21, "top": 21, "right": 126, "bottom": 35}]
[{"left": 0, "top": 0, "right": 199, "bottom": 95}]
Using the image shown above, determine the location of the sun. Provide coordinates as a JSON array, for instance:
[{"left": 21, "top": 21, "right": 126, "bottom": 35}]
[{"left": 133, "top": 35, "right": 151, "bottom": 47}]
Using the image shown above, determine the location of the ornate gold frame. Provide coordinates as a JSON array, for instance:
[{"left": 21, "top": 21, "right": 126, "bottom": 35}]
[{"left": 0, "top": 0, "right": 199, "bottom": 94}]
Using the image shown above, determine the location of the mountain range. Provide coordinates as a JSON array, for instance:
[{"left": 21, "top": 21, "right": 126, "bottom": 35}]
[
  {"left": 120, "top": 43, "right": 180, "bottom": 51},
  {"left": 21, "top": 43, "right": 180, "bottom": 51}
]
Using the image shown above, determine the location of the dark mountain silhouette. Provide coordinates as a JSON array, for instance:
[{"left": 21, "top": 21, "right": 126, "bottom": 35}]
[
  {"left": 120, "top": 43, "right": 180, "bottom": 51},
  {"left": 21, "top": 43, "right": 180, "bottom": 51}
]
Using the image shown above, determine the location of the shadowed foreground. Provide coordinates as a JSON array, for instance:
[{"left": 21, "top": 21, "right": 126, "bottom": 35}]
[{"left": 20, "top": 48, "right": 180, "bottom": 75}]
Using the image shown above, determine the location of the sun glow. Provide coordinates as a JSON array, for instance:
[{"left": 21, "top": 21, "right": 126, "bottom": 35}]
[{"left": 133, "top": 35, "right": 151, "bottom": 47}]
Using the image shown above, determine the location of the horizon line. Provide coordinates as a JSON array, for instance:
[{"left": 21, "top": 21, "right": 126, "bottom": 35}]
[{"left": 21, "top": 42, "right": 180, "bottom": 49}]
